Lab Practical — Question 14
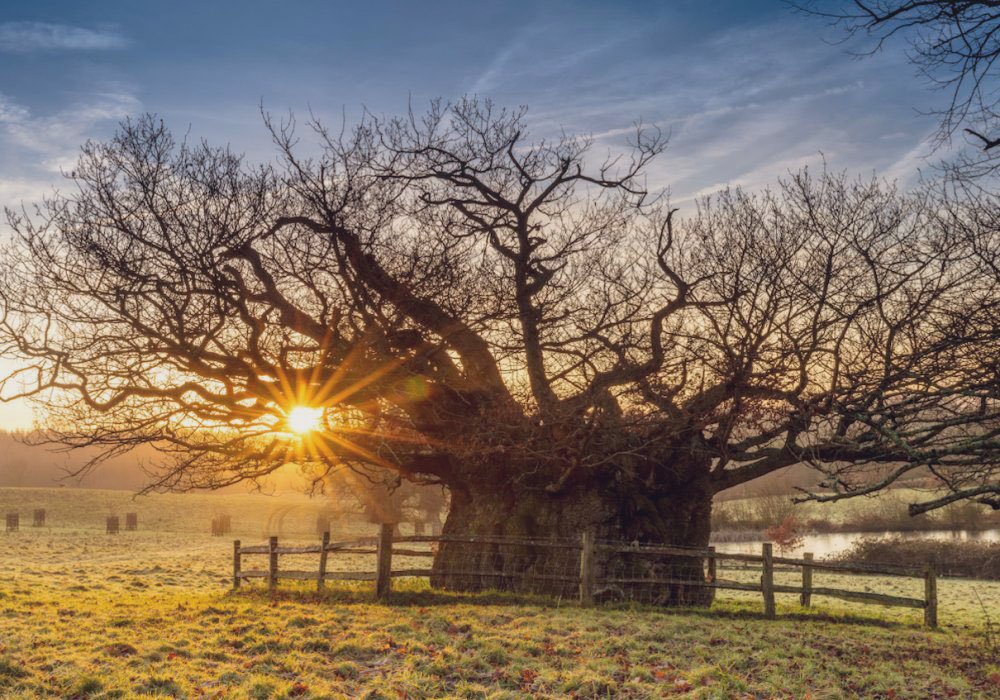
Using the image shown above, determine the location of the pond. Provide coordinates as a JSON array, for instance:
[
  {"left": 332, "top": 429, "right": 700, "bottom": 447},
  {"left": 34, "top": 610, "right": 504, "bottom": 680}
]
[{"left": 710, "top": 528, "right": 1000, "bottom": 559}]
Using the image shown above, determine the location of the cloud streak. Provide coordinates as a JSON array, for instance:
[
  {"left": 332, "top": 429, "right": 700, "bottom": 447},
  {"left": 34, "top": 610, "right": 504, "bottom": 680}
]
[
  {"left": 0, "top": 87, "right": 141, "bottom": 228},
  {"left": 0, "top": 22, "right": 127, "bottom": 52},
  {"left": 0, "top": 89, "right": 140, "bottom": 171},
  {"left": 476, "top": 13, "right": 941, "bottom": 204}
]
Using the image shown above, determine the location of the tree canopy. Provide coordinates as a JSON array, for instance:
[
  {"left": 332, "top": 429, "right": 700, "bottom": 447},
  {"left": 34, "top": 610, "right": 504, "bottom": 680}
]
[{"left": 1, "top": 100, "right": 998, "bottom": 522}]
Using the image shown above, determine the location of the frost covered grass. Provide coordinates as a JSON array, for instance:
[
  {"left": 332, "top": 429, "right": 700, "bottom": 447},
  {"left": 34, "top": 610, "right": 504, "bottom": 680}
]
[
  {"left": 3, "top": 571, "right": 999, "bottom": 698},
  {"left": 0, "top": 487, "right": 998, "bottom": 697}
]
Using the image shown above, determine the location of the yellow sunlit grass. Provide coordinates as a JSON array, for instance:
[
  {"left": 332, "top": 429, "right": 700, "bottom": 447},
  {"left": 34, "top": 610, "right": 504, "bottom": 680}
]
[
  {"left": 286, "top": 406, "right": 323, "bottom": 434},
  {"left": 0, "top": 486, "right": 994, "bottom": 697}
]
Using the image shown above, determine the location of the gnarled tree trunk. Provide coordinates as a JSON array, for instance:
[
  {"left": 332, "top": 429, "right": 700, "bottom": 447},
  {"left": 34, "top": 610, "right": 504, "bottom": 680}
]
[{"left": 430, "top": 450, "right": 715, "bottom": 606}]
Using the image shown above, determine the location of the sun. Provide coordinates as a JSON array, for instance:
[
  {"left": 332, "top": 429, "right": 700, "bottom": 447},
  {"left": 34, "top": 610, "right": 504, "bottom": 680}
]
[{"left": 286, "top": 406, "right": 324, "bottom": 435}]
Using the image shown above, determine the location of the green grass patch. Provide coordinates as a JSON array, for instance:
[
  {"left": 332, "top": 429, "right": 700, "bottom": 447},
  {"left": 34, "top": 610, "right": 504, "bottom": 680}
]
[{"left": 0, "top": 487, "right": 997, "bottom": 697}]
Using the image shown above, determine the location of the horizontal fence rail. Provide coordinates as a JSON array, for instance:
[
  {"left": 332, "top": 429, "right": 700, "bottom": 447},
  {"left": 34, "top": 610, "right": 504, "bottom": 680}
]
[{"left": 232, "top": 527, "right": 940, "bottom": 627}]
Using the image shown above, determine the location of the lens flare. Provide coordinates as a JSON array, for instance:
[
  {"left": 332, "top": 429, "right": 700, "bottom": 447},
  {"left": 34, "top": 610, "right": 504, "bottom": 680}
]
[{"left": 286, "top": 406, "right": 323, "bottom": 434}]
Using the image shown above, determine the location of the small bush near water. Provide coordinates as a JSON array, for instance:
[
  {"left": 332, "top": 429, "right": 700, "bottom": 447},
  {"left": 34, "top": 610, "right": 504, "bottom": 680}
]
[{"left": 832, "top": 536, "right": 1000, "bottom": 580}]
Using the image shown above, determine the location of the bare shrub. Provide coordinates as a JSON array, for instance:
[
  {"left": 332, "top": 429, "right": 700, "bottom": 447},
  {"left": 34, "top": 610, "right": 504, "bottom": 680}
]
[{"left": 832, "top": 536, "right": 1000, "bottom": 580}]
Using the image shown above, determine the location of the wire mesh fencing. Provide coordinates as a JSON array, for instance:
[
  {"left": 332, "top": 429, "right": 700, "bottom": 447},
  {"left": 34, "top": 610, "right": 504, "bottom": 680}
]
[
  {"left": 418, "top": 534, "right": 582, "bottom": 597},
  {"left": 591, "top": 540, "right": 716, "bottom": 606}
]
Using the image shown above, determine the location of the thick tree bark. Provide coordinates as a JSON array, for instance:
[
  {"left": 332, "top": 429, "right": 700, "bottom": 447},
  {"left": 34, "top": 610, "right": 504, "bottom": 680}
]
[{"left": 430, "top": 450, "right": 715, "bottom": 606}]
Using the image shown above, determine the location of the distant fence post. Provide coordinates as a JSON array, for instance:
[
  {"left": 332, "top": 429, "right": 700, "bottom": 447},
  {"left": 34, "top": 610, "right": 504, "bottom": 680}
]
[
  {"left": 707, "top": 546, "right": 717, "bottom": 583},
  {"left": 761, "top": 542, "right": 776, "bottom": 619},
  {"left": 579, "top": 530, "right": 595, "bottom": 607},
  {"left": 232, "top": 540, "right": 241, "bottom": 590},
  {"left": 106, "top": 516, "right": 119, "bottom": 534},
  {"left": 268, "top": 535, "right": 278, "bottom": 593},
  {"left": 5, "top": 513, "right": 18, "bottom": 532},
  {"left": 32, "top": 509, "right": 45, "bottom": 528},
  {"left": 375, "top": 523, "right": 394, "bottom": 600},
  {"left": 924, "top": 564, "right": 938, "bottom": 629},
  {"left": 317, "top": 531, "right": 330, "bottom": 592},
  {"left": 800, "top": 552, "right": 813, "bottom": 608}
]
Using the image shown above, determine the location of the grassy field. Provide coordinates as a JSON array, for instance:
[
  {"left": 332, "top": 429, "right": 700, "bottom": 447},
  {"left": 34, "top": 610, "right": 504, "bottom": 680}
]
[
  {"left": 0, "top": 486, "right": 364, "bottom": 539},
  {"left": 0, "top": 487, "right": 998, "bottom": 698}
]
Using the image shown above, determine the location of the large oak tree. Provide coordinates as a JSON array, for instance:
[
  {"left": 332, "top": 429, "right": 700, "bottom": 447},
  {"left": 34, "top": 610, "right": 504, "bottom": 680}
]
[{"left": 1, "top": 101, "right": 998, "bottom": 597}]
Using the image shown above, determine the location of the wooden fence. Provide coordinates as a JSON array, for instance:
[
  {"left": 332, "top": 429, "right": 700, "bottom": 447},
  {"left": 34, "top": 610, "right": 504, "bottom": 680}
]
[{"left": 232, "top": 526, "right": 939, "bottom": 628}]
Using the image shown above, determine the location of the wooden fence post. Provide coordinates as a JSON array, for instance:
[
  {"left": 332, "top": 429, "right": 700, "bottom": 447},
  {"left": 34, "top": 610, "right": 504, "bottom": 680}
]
[
  {"left": 800, "top": 552, "right": 813, "bottom": 608},
  {"left": 762, "top": 542, "right": 776, "bottom": 619},
  {"left": 375, "top": 523, "right": 394, "bottom": 600},
  {"left": 579, "top": 530, "right": 595, "bottom": 606},
  {"left": 924, "top": 564, "right": 938, "bottom": 629},
  {"left": 317, "top": 531, "right": 330, "bottom": 592},
  {"left": 707, "top": 546, "right": 717, "bottom": 584},
  {"left": 232, "top": 540, "right": 241, "bottom": 590},
  {"left": 268, "top": 535, "right": 278, "bottom": 593}
]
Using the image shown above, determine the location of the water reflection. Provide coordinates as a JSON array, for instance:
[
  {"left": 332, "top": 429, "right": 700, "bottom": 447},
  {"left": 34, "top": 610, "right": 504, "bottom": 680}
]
[{"left": 711, "top": 528, "right": 1000, "bottom": 559}]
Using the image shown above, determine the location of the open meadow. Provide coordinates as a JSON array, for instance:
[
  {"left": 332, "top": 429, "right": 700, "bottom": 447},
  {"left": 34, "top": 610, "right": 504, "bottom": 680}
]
[
  {"left": 0, "top": 487, "right": 997, "bottom": 698},
  {"left": 7, "top": 1, "right": 1000, "bottom": 697}
]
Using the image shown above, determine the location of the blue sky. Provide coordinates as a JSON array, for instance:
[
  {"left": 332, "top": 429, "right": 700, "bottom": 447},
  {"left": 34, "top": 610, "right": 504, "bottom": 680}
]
[
  {"left": 0, "top": 0, "right": 947, "bottom": 427},
  {"left": 0, "top": 1, "right": 943, "bottom": 200}
]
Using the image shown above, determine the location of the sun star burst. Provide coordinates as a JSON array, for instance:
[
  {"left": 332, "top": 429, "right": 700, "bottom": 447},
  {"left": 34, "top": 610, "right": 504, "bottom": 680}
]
[{"left": 286, "top": 406, "right": 323, "bottom": 435}]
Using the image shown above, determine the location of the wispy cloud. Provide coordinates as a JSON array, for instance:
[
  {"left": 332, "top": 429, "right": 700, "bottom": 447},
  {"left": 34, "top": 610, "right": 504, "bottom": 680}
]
[
  {"left": 467, "top": 19, "right": 636, "bottom": 96},
  {"left": 491, "top": 13, "right": 940, "bottom": 203},
  {"left": 0, "top": 86, "right": 140, "bottom": 218},
  {"left": 0, "top": 22, "right": 127, "bottom": 52},
  {"left": 0, "top": 176, "right": 50, "bottom": 207},
  {"left": 469, "top": 35, "right": 524, "bottom": 95},
  {"left": 0, "top": 89, "right": 139, "bottom": 171},
  {"left": 0, "top": 85, "right": 141, "bottom": 172}
]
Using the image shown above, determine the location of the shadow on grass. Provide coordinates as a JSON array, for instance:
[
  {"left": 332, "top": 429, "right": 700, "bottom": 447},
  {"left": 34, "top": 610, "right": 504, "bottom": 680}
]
[
  {"left": 227, "top": 579, "right": 923, "bottom": 631},
  {"left": 230, "top": 580, "right": 562, "bottom": 609}
]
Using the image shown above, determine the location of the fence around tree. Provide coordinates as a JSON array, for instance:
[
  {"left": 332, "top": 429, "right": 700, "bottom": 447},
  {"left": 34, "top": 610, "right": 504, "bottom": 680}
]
[{"left": 232, "top": 525, "right": 939, "bottom": 628}]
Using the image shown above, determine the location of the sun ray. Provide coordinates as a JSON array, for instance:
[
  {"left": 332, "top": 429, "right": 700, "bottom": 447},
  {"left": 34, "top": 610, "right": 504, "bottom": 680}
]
[{"left": 310, "top": 430, "right": 399, "bottom": 472}]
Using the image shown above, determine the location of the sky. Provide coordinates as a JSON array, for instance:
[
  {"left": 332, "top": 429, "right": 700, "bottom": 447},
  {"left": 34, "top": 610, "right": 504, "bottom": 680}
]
[{"left": 0, "top": 0, "right": 947, "bottom": 429}]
